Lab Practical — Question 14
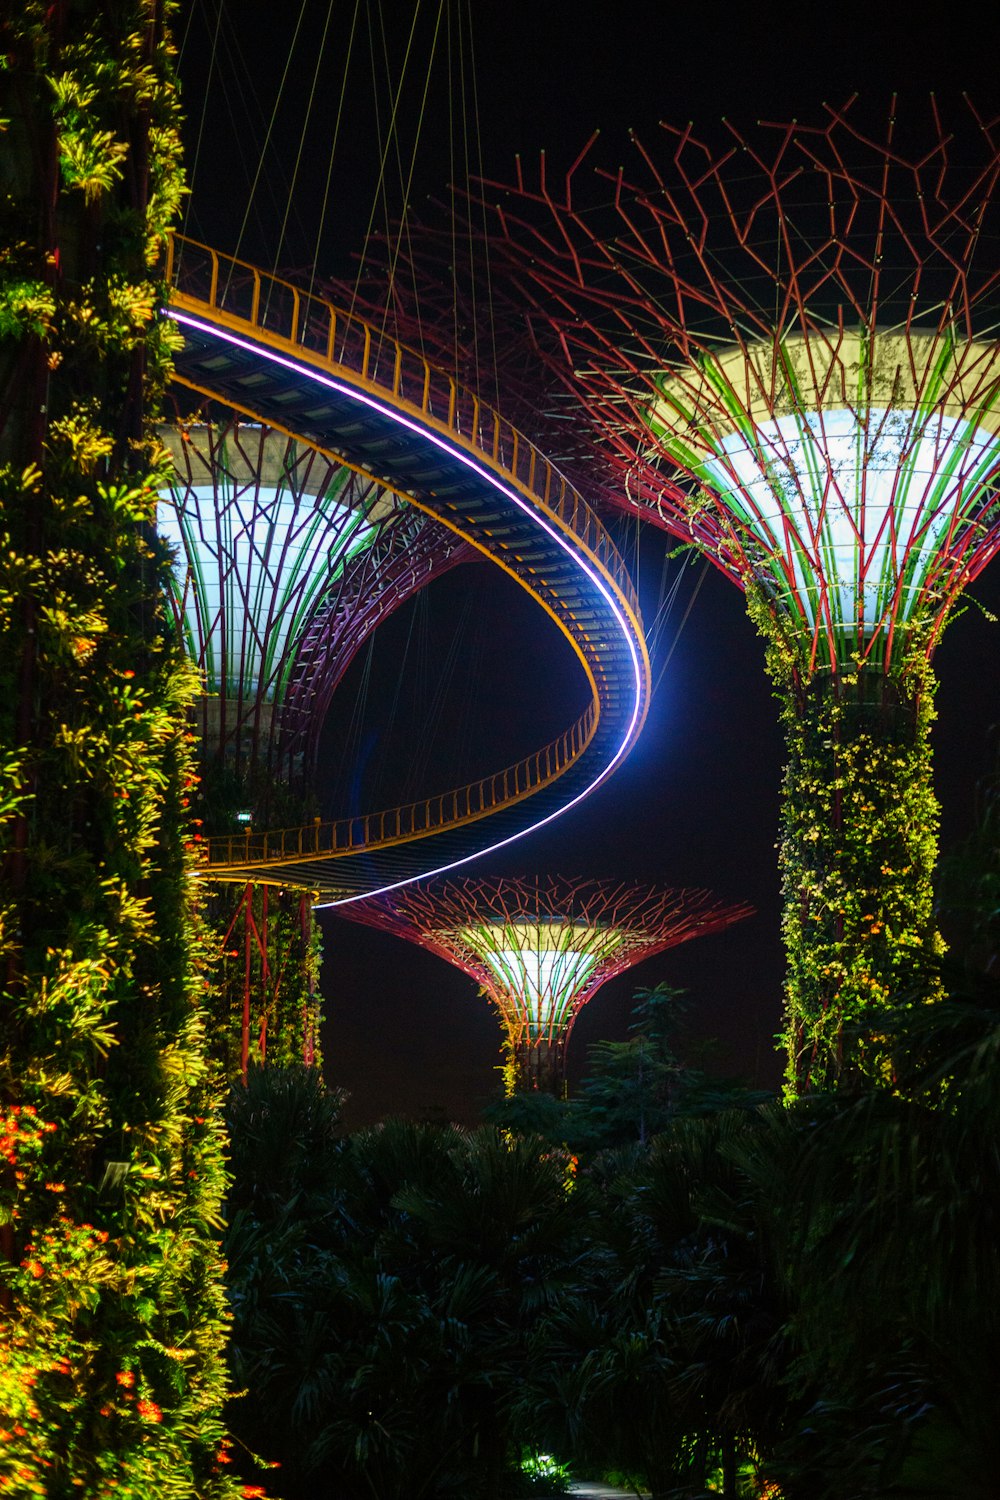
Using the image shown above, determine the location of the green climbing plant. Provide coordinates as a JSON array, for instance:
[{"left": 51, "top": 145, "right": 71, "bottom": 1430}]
[
  {"left": 210, "top": 881, "right": 324, "bottom": 1077},
  {"left": 0, "top": 4, "right": 242, "bottom": 1495},
  {"left": 746, "top": 586, "right": 945, "bottom": 1097}
]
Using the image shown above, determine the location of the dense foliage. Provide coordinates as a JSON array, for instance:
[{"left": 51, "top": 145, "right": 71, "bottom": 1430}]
[
  {"left": 748, "top": 588, "right": 944, "bottom": 1096},
  {"left": 224, "top": 1070, "right": 583, "bottom": 1500},
  {"left": 223, "top": 953, "right": 996, "bottom": 1499},
  {"left": 0, "top": 3, "right": 238, "bottom": 1493},
  {"left": 485, "top": 985, "right": 769, "bottom": 1154}
]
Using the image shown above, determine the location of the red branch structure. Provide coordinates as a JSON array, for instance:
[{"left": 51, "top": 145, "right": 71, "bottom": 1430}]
[
  {"left": 218, "top": 882, "right": 321, "bottom": 1082},
  {"left": 340, "top": 876, "right": 751, "bottom": 1092},
  {"left": 477, "top": 97, "right": 1000, "bottom": 672},
  {"left": 415, "top": 98, "right": 1000, "bottom": 1093},
  {"left": 161, "top": 416, "right": 472, "bottom": 802}
]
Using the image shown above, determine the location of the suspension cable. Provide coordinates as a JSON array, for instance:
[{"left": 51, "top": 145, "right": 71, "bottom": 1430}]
[
  {"left": 230, "top": 0, "right": 310, "bottom": 267},
  {"left": 273, "top": 0, "right": 337, "bottom": 275},
  {"left": 308, "top": 0, "right": 363, "bottom": 299}
]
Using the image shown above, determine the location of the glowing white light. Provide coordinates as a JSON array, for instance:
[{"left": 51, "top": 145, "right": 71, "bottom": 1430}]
[
  {"left": 700, "top": 406, "right": 1000, "bottom": 632},
  {"left": 157, "top": 482, "right": 376, "bottom": 698},
  {"left": 478, "top": 947, "right": 598, "bottom": 1035}
]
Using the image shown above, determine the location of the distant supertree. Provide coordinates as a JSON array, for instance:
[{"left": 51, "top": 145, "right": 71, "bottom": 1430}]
[
  {"left": 159, "top": 415, "right": 472, "bottom": 1073},
  {"left": 475, "top": 98, "right": 1000, "bottom": 1093},
  {"left": 340, "top": 876, "right": 751, "bottom": 1092}
]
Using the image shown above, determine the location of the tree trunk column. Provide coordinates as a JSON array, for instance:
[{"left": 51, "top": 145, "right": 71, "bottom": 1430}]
[
  {"left": 777, "top": 665, "right": 943, "bottom": 1096},
  {"left": 509, "top": 1034, "right": 566, "bottom": 1095}
]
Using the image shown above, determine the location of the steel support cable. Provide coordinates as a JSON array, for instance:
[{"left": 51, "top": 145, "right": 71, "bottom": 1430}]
[
  {"left": 366, "top": 0, "right": 447, "bottom": 357},
  {"left": 272, "top": 0, "right": 337, "bottom": 277},
  {"left": 445, "top": 6, "right": 459, "bottom": 378},
  {"left": 178, "top": 7, "right": 278, "bottom": 248},
  {"left": 179, "top": 22, "right": 296, "bottom": 258},
  {"left": 177, "top": 0, "right": 223, "bottom": 239},
  {"left": 201, "top": 31, "right": 278, "bottom": 235},
  {"left": 346, "top": 0, "right": 426, "bottom": 325},
  {"left": 465, "top": 0, "right": 502, "bottom": 415},
  {"left": 621, "top": 490, "right": 710, "bottom": 695},
  {"left": 230, "top": 0, "right": 310, "bottom": 270},
  {"left": 307, "top": 0, "right": 362, "bottom": 302},
  {"left": 645, "top": 530, "right": 685, "bottom": 652},
  {"left": 369, "top": 0, "right": 446, "bottom": 363},
  {"left": 611, "top": 501, "right": 706, "bottom": 705},
  {"left": 648, "top": 555, "right": 710, "bottom": 703},
  {"left": 429, "top": 1, "right": 476, "bottom": 384}
]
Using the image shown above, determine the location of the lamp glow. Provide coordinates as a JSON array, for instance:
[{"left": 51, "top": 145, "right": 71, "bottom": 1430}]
[
  {"left": 339, "top": 878, "right": 751, "bottom": 1092},
  {"left": 158, "top": 477, "right": 376, "bottom": 699}
]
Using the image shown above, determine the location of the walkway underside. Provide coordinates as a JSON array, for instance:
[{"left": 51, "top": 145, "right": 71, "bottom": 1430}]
[{"left": 165, "top": 236, "right": 650, "bottom": 899}]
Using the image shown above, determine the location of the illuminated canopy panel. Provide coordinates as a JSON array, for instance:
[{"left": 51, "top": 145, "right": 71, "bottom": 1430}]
[
  {"left": 159, "top": 451, "right": 376, "bottom": 700},
  {"left": 647, "top": 333, "right": 1000, "bottom": 655},
  {"left": 480, "top": 96, "right": 1000, "bottom": 676},
  {"left": 159, "top": 420, "right": 472, "bottom": 783},
  {"left": 458, "top": 922, "right": 614, "bottom": 1041},
  {"left": 340, "top": 876, "right": 751, "bottom": 1087}
]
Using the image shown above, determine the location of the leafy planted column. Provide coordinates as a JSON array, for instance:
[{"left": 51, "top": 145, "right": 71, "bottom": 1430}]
[{"left": 0, "top": 3, "right": 238, "bottom": 1494}]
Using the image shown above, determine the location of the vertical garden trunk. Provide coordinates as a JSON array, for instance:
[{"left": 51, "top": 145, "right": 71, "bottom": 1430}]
[
  {"left": 509, "top": 1035, "right": 566, "bottom": 1096},
  {"left": 775, "top": 660, "right": 943, "bottom": 1096},
  {"left": 0, "top": 2, "right": 236, "bottom": 1492}
]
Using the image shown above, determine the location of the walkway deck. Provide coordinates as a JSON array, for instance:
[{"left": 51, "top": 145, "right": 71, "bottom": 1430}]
[{"left": 165, "top": 235, "right": 650, "bottom": 900}]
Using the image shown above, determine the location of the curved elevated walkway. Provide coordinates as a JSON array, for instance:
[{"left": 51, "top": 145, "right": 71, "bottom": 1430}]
[{"left": 164, "top": 236, "right": 650, "bottom": 900}]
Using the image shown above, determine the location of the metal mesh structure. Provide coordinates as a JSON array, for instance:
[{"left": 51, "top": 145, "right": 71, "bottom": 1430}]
[
  {"left": 159, "top": 416, "right": 474, "bottom": 1073},
  {"left": 470, "top": 99, "right": 1000, "bottom": 1092},
  {"left": 480, "top": 98, "right": 1000, "bottom": 672},
  {"left": 341, "top": 876, "right": 751, "bottom": 1091},
  {"left": 159, "top": 417, "right": 472, "bottom": 801}
]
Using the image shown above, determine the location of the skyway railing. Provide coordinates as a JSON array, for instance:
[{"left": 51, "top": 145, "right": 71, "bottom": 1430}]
[
  {"left": 164, "top": 234, "right": 640, "bottom": 624},
  {"left": 204, "top": 702, "right": 595, "bottom": 869}
]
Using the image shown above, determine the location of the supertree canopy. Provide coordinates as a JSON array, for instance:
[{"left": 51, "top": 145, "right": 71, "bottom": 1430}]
[
  {"left": 158, "top": 414, "right": 473, "bottom": 1074},
  {"left": 478, "top": 98, "right": 1000, "bottom": 1093},
  {"left": 159, "top": 416, "right": 471, "bottom": 806},
  {"left": 341, "top": 876, "right": 751, "bottom": 1091}
]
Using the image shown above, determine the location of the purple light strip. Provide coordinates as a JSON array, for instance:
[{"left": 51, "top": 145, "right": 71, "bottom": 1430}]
[{"left": 165, "top": 308, "right": 647, "bottom": 906}]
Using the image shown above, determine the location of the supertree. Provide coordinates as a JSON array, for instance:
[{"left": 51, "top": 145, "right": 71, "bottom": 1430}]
[
  {"left": 471, "top": 97, "right": 1000, "bottom": 1094},
  {"left": 340, "top": 876, "right": 751, "bottom": 1092},
  {"left": 158, "top": 412, "right": 473, "bottom": 1075}
]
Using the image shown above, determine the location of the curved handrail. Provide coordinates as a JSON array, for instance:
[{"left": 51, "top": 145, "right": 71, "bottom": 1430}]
[
  {"left": 164, "top": 234, "right": 649, "bottom": 883},
  {"left": 165, "top": 234, "right": 640, "bottom": 621},
  {"left": 201, "top": 703, "right": 595, "bottom": 870}
]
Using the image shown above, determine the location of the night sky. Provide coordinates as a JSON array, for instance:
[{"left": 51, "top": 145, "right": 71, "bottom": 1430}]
[{"left": 175, "top": 1, "right": 1000, "bottom": 1126}]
